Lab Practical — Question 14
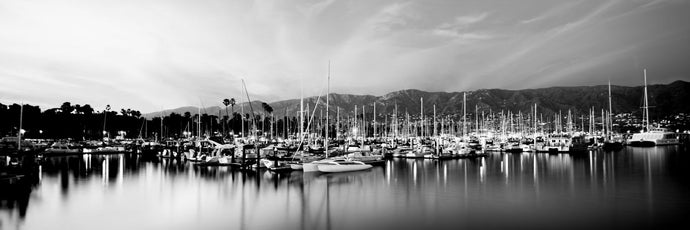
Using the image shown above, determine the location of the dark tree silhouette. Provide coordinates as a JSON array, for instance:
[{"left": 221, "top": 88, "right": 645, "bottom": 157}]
[
  {"left": 229, "top": 98, "right": 236, "bottom": 133},
  {"left": 81, "top": 104, "right": 94, "bottom": 115},
  {"left": 223, "top": 98, "right": 230, "bottom": 136},
  {"left": 60, "top": 102, "right": 74, "bottom": 114}
]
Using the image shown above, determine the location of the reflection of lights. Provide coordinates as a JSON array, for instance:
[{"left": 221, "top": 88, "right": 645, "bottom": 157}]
[
  {"left": 413, "top": 161, "right": 417, "bottom": 185},
  {"left": 444, "top": 163, "right": 448, "bottom": 185},
  {"left": 83, "top": 154, "right": 92, "bottom": 170},
  {"left": 102, "top": 158, "right": 108, "bottom": 186},
  {"left": 505, "top": 154, "right": 509, "bottom": 179},
  {"left": 533, "top": 155, "right": 538, "bottom": 180},
  {"left": 589, "top": 152, "right": 593, "bottom": 177},
  {"left": 386, "top": 160, "right": 391, "bottom": 185},
  {"left": 480, "top": 158, "right": 486, "bottom": 183},
  {"left": 118, "top": 155, "right": 124, "bottom": 186}
]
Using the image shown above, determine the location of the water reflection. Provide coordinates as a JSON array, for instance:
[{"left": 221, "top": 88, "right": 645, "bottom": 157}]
[{"left": 1, "top": 146, "right": 689, "bottom": 230}]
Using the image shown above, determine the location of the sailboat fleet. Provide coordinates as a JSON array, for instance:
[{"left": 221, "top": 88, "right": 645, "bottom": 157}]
[
  {"left": 3, "top": 69, "right": 688, "bottom": 173},
  {"left": 162, "top": 68, "right": 685, "bottom": 172}
]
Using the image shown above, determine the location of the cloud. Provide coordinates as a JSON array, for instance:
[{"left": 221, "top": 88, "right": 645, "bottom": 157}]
[
  {"left": 431, "top": 12, "right": 492, "bottom": 42},
  {"left": 441, "top": 12, "right": 489, "bottom": 28},
  {"left": 475, "top": 1, "right": 621, "bottom": 79},
  {"left": 1, "top": 0, "right": 689, "bottom": 112}
]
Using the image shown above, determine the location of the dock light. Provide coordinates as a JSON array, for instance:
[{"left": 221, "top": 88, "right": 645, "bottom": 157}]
[
  {"left": 20, "top": 129, "right": 26, "bottom": 134},
  {"left": 39, "top": 130, "right": 43, "bottom": 134},
  {"left": 103, "top": 131, "right": 107, "bottom": 135}
]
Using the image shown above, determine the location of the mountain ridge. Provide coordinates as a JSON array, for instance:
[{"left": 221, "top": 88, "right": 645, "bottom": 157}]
[{"left": 143, "top": 81, "right": 690, "bottom": 119}]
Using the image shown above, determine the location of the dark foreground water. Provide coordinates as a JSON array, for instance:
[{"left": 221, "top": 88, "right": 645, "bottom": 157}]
[{"left": 2, "top": 146, "right": 689, "bottom": 230}]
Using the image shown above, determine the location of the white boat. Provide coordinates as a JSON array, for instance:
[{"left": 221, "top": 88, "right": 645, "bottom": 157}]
[
  {"left": 302, "top": 159, "right": 332, "bottom": 172},
  {"left": 289, "top": 164, "right": 304, "bottom": 170},
  {"left": 87, "top": 145, "right": 126, "bottom": 154},
  {"left": 45, "top": 142, "right": 81, "bottom": 155},
  {"left": 316, "top": 159, "right": 372, "bottom": 173},
  {"left": 626, "top": 69, "right": 683, "bottom": 147},
  {"left": 537, "top": 134, "right": 588, "bottom": 153},
  {"left": 628, "top": 127, "right": 681, "bottom": 146},
  {"left": 195, "top": 144, "right": 236, "bottom": 166}
]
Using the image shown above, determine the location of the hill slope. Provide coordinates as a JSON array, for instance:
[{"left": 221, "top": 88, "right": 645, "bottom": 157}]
[{"left": 145, "top": 81, "right": 690, "bottom": 119}]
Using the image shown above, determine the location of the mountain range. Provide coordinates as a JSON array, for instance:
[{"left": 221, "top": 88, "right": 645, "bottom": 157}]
[{"left": 143, "top": 81, "right": 690, "bottom": 119}]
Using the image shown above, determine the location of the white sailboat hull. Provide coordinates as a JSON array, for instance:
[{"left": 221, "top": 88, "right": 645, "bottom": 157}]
[
  {"left": 317, "top": 164, "right": 372, "bottom": 173},
  {"left": 302, "top": 163, "right": 320, "bottom": 172}
]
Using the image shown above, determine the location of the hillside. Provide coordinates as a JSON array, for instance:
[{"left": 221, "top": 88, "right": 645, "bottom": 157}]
[{"left": 144, "top": 81, "right": 690, "bottom": 119}]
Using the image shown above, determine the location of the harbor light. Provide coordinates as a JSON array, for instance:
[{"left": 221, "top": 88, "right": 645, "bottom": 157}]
[{"left": 20, "top": 129, "right": 26, "bottom": 134}]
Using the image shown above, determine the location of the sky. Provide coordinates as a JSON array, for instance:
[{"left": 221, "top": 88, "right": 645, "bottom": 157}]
[{"left": 1, "top": 0, "right": 689, "bottom": 113}]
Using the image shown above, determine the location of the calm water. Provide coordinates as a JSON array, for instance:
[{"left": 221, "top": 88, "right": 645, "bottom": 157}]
[{"left": 2, "top": 146, "right": 689, "bottom": 230}]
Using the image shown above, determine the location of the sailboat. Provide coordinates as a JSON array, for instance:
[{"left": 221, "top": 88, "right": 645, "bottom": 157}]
[
  {"left": 627, "top": 69, "right": 682, "bottom": 147},
  {"left": 313, "top": 62, "right": 372, "bottom": 173},
  {"left": 317, "top": 159, "right": 372, "bottom": 173},
  {"left": 603, "top": 80, "right": 624, "bottom": 151}
]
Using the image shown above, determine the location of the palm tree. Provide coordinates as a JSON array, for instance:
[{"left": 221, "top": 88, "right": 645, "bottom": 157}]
[
  {"left": 229, "top": 98, "right": 236, "bottom": 133},
  {"left": 223, "top": 98, "right": 230, "bottom": 136},
  {"left": 262, "top": 102, "right": 273, "bottom": 139}
]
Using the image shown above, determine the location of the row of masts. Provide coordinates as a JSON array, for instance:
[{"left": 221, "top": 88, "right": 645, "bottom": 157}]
[{"left": 121, "top": 70, "right": 641, "bottom": 143}]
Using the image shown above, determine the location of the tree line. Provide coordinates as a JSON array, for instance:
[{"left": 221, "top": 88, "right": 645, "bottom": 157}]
[{"left": 0, "top": 100, "right": 331, "bottom": 140}]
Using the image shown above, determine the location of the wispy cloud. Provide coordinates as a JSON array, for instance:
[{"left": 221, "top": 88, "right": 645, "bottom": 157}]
[
  {"left": 1, "top": 0, "right": 688, "bottom": 111},
  {"left": 477, "top": 1, "right": 621, "bottom": 79},
  {"left": 441, "top": 12, "right": 489, "bottom": 28},
  {"left": 432, "top": 12, "right": 491, "bottom": 41}
]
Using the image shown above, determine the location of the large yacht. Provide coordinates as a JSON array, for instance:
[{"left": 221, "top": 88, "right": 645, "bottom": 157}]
[
  {"left": 627, "top": 127, "right": 681, "bottom": 146},
  {"left": 627, "top": 69, "right": 683, "bottom": 147}
]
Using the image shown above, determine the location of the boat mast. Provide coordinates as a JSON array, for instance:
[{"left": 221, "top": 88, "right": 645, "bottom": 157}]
[
  {"left": 373, "top": 102, "right": 376, "bottom": 138},
  {"left": 475, "top": 105, "right": 478, "bottom": 136},
  {"left": 325, "top": 61, "right": 330, "bottom": 158},
  {"left": 241, "top": 94, "right": 245, "bottom": 139},
  {"left": 533, "top": 104, "right": 537, "bottom": 148},
  {"left": 17, "top": 103, "right": 23, "bottom": 151},
  {"left": 643, "top": 69, "right": 649, "bottom": 132},
  {"left": 198, "top": 106, "right": 201, "bottom": 138},
  {"left": 608, "top": 80, "right": 613, "bottom": 138},
  {"left": 394, "top": 103, "right": 398, "bottom": 137},
  {"left": 420, "top": 97, "right": 423, "bottom": 138},
  {"left": 300, "top": 76, "right": 304, "bottom": 144},
  {"left": 361, "top": 105, "right": 365, "bottom": 150},
  {"left": 462, "top": 92, "right": 467, "bottom": 138},
  {"left": 160, "top": 110, "right": 163, "bottom": 142},
  {"left": 433, "top": 104, "right": 436, "bottom": 137}
]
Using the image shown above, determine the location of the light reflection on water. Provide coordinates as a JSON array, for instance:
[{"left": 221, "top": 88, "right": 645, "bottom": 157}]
[{"left": 1, "top": 146, "right": 689, "bottom": 230}]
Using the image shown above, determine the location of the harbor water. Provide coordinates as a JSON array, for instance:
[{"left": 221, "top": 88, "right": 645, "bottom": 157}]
[{"left": 2, "top": 146, "right": 689, "bottom": 230}]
